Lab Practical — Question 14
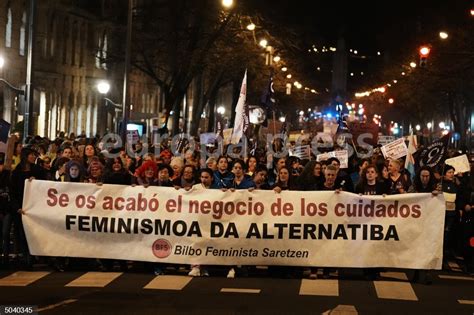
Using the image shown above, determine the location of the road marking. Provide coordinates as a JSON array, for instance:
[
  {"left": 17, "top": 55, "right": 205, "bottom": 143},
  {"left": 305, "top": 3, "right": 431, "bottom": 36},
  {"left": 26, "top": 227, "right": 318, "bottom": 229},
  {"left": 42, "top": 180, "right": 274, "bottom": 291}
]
[
  {"left": 438, "top": 275, "right": 474, "bottom": 281},
  {"left": 458, "top": 300, "right": 474, "bottom": 305},
  {"left": 374, "top": 281, "right": 418, "bottom": 301},
  {"left": 220, "top": 288, "right": 260, "bottom": 294},
  {"left": 144, "top": 275, "right": 192, "bottom": 290},
  {"left": 37, "top": 299, "right": 78, "bottom": 312},
  {"left": 448, "top": 261, "right": 462, "bottom": 272},
  {"left": 0, "top": 271, "right": 50, "bottom": 286},
  {"left": 299, "top": 279, "right": 339, "bottom": 296},
  {"left": 322, "top": 305, "right": 358, "bottom": 315},
  {"left": 66, "top": 272, "right": 122, "bottom": 287},
  {"left": 380, "top": 272, "right": 408, "bottom": 281}
]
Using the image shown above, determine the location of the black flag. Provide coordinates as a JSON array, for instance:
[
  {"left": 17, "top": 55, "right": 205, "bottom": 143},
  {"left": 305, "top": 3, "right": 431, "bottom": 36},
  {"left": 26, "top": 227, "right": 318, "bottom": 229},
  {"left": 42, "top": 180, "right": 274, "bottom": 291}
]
[{"left": 416, "top": 133, "right": 450, "bottom": 169}]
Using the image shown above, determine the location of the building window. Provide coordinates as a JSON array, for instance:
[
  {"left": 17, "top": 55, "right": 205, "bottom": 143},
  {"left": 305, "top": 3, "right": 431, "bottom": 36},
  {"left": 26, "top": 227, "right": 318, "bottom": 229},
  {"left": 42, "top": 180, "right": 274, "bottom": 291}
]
[
  {"left": 102, "top": 33, "right": 108, "bottom": 69},
  {"left": 5, "top": 7, "right": 12, "bottom": 48},
  {"left": 63, "top": 19, "right": 69, "bottom": 64},
  {"left": 95, "top": 31, "right": 102, "bottom": 69},
  {"left": 19, "top": 11, "right": 26, "bottom": 56},
  {"left": 49, "top": 16, "right": 56, "bottom": 57}
]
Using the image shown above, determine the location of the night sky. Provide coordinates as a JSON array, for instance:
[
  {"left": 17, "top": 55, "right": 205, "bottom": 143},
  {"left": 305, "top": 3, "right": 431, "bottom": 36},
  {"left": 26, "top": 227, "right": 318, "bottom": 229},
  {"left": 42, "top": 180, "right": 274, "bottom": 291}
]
[{"left": 246, "top": 0, "right": 472, "bottom": 93}]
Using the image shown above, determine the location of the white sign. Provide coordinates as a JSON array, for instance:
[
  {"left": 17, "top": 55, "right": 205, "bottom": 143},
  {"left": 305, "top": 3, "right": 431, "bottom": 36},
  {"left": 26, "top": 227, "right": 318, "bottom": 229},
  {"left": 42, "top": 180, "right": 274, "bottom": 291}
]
[
  {"left": 316, "top": 150, "right": 349, "bottom": 169},
  {"left": 378, "top": 135, "right": 396, "bottom": 146},
  {"left": 290, "top": 145, "right": 311, "bottom": 160},
  {"left": 445, "top": 155, "right": 470, "bottom": 174},
  {"left": 381, "top": 138, "right": 408, "bottom": 160}
]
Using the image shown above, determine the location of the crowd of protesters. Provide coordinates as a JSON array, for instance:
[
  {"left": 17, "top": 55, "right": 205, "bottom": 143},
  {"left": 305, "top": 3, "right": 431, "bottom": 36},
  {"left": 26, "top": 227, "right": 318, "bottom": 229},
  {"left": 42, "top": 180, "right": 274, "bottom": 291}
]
[{"left": 0, "top": 131, "right": 472, "bottom": 284}]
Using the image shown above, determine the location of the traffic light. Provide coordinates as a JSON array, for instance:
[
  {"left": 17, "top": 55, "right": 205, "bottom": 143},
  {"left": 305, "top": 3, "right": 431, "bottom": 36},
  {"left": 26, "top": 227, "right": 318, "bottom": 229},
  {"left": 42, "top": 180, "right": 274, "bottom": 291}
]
[{"left": 419, "top": 46, "right": 430, "bottom": 67}]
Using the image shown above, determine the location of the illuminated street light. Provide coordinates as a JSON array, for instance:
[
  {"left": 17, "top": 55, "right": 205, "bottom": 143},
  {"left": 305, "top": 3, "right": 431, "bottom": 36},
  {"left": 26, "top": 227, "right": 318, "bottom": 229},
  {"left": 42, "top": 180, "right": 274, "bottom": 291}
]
[
  {"left": 439, "top": 121, "right": 446, "bottom": 129},
  {"left": 439, "top": 31, "right": 448, "bottom": 39},
  {"left": 273, "top": 56, "right": 281, "bottom": 62},
  {"left": 427, "top": 122, "right": 432, "bottom": 129},
  {"left": 471, "top": 9, "right": 474, "bottom": 16},
  {"left": 0, "top": 55, "right": 4, "bottom": 68},
  {"left": 217, "top": 106, "right": 226, "bottom": 115},
  {"left": 97, "top": 81, "right": 111, "bottom": 94},
  {"left": 317, "top": 67, "right": 321, "bottom": 71},
  {"left": 415, "top": 124, "right": 421, "bottom": 131},
  {"left": 419, "top": 46, "right": 431, "bottom": 56},
  {"left": 259, "top": 39, "right": 268, "bottom": 48},
  {"left": 286, "top": 74, "right": 292, "bottom": 79},
  {"left": 410, "top": 62, "right": 417, "bottom": 68},
  {"left": 222, "top": 0, "right": 233, "bottom": 8},
  {"left": 281, "top": 67, "right": 287, "bottom": 72},
  {"left": 279, "top": 116, "right": 286, "bottom": 123},
  {"left": 246, "top": 23, "right": 255, "bottom": 31},
  {"left": 299, "top": 110, "right": 304, "bottom": 116},
  {"left": 293, "top": 81, "right": 300, "bottom": 87},
  {"left": 388, "top": 98, "right": 394, "bottom": 104}
]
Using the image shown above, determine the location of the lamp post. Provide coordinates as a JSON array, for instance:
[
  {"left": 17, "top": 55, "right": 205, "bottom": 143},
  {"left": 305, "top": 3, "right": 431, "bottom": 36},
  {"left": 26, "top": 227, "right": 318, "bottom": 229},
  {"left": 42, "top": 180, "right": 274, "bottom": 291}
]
[{"left": 97, "top": 81, "right": 122, "bottom": 132}]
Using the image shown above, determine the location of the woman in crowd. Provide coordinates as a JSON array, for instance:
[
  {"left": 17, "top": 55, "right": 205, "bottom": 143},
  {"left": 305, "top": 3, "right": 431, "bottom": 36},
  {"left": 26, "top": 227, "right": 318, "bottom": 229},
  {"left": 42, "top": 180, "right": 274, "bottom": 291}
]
[
  {"left": 10, "top": 147, "right": 45, "bottom": 267},
  {"left": 297, "top": 160, "right": 323, "bottom": 191},
  {"left": 103, "top": 157, "right": 131, "bottom": 186},
  {"left": 355, "top": 164, "right": 388, "bottom": 195},
  {"left": 65, "top": 160, "right": 87, "bottom": 183},
  {"left": 157, "top": 164, "right": 174, "bottom": 187},
  {"left": 272, "top": 166, "right": 295, "bottom": 192},
  {"left": 387, "top": 159, "right": 410, "bottom": 195},
  {"left": 173, "top": 165, "right": 196, "bottom": 189},
  {"left": 83, "top": 144, "right": 99, "bottom": 167},
  {"left": 441, "top": 165, "right": 460, "bottom": 267},
  {"left": 170, "top": 157, "right": 184, "bottom": 181},
  {"left": 246, "top": 156, "right": 258, "bottom": 176},
  {"left": 134, "top": 160, "right": 159, "bottom": 186},
  {"left": 227, "top": 159, "right": 255, "bottom": 190},
  {"left": 214, "top": 156, "right": 234, "bottom": 188},
  {"left": 87, "top": 158, "right": 104, "bottom": 183}
]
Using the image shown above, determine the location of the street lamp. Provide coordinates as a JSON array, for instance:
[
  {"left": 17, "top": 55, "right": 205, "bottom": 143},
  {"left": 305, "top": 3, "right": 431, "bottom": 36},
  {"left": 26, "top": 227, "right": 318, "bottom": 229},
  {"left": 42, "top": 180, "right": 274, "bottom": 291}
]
[
  {"left": 415, "top": 124, "right": 421, "bottom": 131},
  {"left": 259, "top": 39, "right": 268, "bottom": 48},
  {"left": 97, "top": 81, "right": 111, "bottom": 94},
  {"left": 388, "top": 98, "right": 394, "bottom": 104},
  {"left": 246, "top": 23, "right": 255, "bottom": 31},
  {"left": 439, "top": 121, "right": 446, "bottom": 129},
  {"left": 410, "top": 62, "right": 417, "bottom": 68},
  {"left": 0, "top": 56, "right": 4, "bottom": 68},
  {"left": 439, "top": 31, "right": 448, "bottom": 39},
  {"left": 427, "top": 122, "right": 432, "bottom": 129},
  {"left": 222, "top": 0, "right": 233, "bottom": 8},
  {"left": 217, "top": 106, "right": 225, "bottom": 115}
]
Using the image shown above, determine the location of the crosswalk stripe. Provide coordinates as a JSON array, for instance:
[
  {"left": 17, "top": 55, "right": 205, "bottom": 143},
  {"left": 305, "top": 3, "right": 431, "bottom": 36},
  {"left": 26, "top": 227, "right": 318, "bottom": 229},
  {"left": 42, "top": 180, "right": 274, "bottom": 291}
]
[
  {"left": 448, "top": 261, "right": 462, "bottom": 272},
  {"left": 322, "top": 305, "right": 358, "bottom": 315},
  {"left": 374, "top": 281, "right": 418, "bottom": 301},
  {"left": 457, "top": 300, "right": 474, "bottom": 305},
  {"left": 379, "top": 272, "right": 408, "bottom": 281},
  {"left": 0, "top": 271, "right": 50, "bottom": 286},
  {"left": 438, "top": 275, "right": 474, "bottom": 281},
  {"left": 220, "top": 288, "right": 260, "bottom": 294},
  {"left": 299, "top": 279, "right": 339, "bottom": 296},
  {"left": 144, "top": 275, "right": 192, "bottom": 290},
  {"left": 65, "top": 272, "right": 122, "bottom": 287}
]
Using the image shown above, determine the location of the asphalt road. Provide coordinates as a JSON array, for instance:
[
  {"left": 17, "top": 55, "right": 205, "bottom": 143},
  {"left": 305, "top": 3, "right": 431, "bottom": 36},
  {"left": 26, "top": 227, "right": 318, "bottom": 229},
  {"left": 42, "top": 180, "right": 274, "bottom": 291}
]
[{"left": 0, "top": 262, "right": 473, "bottom": 315}]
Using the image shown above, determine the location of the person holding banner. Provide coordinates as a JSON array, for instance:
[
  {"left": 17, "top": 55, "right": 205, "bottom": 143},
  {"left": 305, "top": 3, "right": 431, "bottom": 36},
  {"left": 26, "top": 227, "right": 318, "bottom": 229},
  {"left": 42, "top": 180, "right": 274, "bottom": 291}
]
[
  {"left": 387, "top": 159, "right": 410, "bottom": 195},
  {"left": 355, "top": 165, "right": 388, "bottom": 195},
  {"left": 214, "top": 156, "right": 234, "bottom": 189},
  {"left": 409, "top": 166, "right": 440, "bottom": 284},
  {"left": 187, "top": 168, "right": 217, "bottom": 277},
  {"left": 226, "top": 160, "right": 255, "bottom": 190},
  {"left": 64, "top": 160, "right": 87, "bottom": 183},
  {"left": 272, "top": 166, "right": 296, "bottom": 193},
  {"left": 309, "top": 164, "right": 343, "bottom": 279},
  {"left": 296, "top": 161, "right": 323, "bottom": 191},
  {"left": 134, "top": 160, "right": 159, "bottom": 186},
  {"left": 327, "top": 157, "right": 354, "bottom": 193},
  {"left": 251, "top": 165, "right": 271, "bottom": 190},
  {"left": 157, "top": 164, "right": 174, "bottom": 187},
  {"left": 246, "top": 156, "right": 258, "bottom": 176}
]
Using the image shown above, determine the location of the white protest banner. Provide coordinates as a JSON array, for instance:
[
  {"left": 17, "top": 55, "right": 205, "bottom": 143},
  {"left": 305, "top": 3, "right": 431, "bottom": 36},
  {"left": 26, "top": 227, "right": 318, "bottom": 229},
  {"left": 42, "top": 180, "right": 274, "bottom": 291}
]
[
  {"left": 22, "top": 180, "right": 444, "bottom": 269},
  {"left": 381, "top": 138, "right": 408, "bottom": 160},
  {"left": 316, "top": 150, "right": 349, "bottom": 169},
  {"left": 445, "top": 155, "right": 470, "bottom": 174},
  {"left": 223, "top": 128, "right": 233, "bottom": 145}
]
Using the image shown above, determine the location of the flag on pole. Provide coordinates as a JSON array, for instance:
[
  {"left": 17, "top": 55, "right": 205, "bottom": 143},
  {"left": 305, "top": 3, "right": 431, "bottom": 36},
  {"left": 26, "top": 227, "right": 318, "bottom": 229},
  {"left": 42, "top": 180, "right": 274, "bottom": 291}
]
[
  {"left": 260, "top": 75, "right": 275, "bottom": 127},
  {"left": 231, "top": 70, "right": 249, "bottom": 144},
  {"left": 416, "top": 133, "right": 450, "bottom": 169},
  {"left": 405, "top": 131, "right": 418, "bottom": 179}
]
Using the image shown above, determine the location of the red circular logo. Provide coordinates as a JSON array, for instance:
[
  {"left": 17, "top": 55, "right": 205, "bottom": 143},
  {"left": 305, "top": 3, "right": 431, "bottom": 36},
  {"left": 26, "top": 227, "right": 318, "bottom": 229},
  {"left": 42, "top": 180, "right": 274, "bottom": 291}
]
[{"left": 152, "top": 239, "right": 172, "bottom": 259}]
